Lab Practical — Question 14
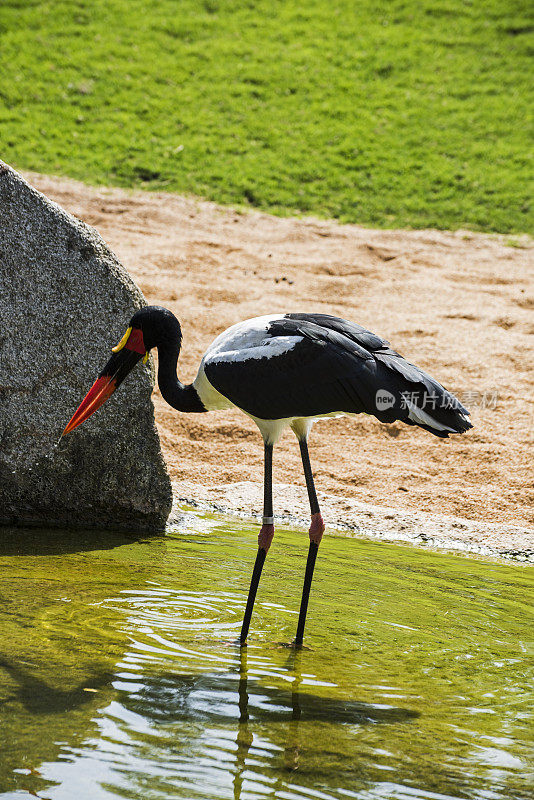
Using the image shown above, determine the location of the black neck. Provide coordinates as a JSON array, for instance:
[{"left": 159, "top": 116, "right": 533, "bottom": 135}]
[{"left": 156, "top": 342, "right": 206, "bottom": 413}]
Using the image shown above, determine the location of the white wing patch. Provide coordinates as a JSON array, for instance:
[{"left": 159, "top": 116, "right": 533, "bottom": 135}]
[
  {"left": 209, "top": 335, "right": 302, "bottom": 363},
  {"left": 203, "top": 315, "right": 302, "bottom": 364}
]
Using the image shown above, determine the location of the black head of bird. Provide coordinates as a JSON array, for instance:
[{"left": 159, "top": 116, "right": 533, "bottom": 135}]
[{"left": 62, "top": 306, "right": 184, "bottom": 436}]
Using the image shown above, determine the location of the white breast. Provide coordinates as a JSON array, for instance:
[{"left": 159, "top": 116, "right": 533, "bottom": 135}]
[{"left": 192, "top": 364, "right": 235, "bottom": 411}]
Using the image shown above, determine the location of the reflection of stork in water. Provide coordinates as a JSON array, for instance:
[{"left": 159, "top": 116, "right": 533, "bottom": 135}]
[
  {"left": 232, "top": 646, "right": 424, "bottom": 797},
  {"left": 124, "top": 661, "right": 418, "bottom": 726},
  {"left": 234, "top": 649, "right": 252, "bottom": 800},
  {"left": 284, "top": 654, "right": 303, "bottom": 774},
  {"left": 233, "top": 648, "right": 307, "bottom": 798},
  {"left": 105, "top": 652, "right": 419, "bottom": 799},
  {"left": 63, "top": 306, "right": 471, "bottom": 646}
]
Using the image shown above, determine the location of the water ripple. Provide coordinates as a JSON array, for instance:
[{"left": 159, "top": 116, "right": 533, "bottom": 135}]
[{"left": 1, "top": 521, "right": 532, "bottom": 800}]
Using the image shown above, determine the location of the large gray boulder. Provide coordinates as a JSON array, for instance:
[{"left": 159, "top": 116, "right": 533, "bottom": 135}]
[{"left": 0, "top": 162, "right": 172, "bottom": 532}]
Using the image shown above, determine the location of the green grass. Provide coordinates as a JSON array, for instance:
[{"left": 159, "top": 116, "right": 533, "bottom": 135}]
[{"left": 0, "top": 0, "right": 532, "bottom": 232}]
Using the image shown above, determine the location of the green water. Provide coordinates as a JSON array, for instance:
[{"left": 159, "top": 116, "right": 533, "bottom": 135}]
[{"left": 0, "top": 512, "right": 532, "bottom": 800}]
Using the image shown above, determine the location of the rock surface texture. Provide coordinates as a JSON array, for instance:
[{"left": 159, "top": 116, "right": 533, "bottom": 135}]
[{"left": 0, "top": 163, "right": 172, "bottom": 532}]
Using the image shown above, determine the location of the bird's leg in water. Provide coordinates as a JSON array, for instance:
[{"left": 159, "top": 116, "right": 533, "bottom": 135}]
[
  {"left": 239, "top": 442, "right": 274, "bottom": 645},
  {"left": 294, "top": 438, "right": 325, "bottom": 647}
]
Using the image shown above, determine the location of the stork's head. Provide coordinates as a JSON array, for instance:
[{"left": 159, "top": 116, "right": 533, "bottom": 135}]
[{"left": 62, "top": 305, "right": 181, "bottom": 436}]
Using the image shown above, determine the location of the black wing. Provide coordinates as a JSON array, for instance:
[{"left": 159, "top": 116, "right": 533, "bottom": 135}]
[{"left": 204, "top": 314, "right": 472, "bottom": 438}]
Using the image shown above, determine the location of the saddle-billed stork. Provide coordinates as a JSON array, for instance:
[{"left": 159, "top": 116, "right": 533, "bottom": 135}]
[{"left": 63, "top": 306, "right": 472, "bottom": 646}]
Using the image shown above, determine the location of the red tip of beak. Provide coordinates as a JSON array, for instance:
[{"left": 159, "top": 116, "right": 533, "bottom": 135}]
[{"left": 62, "top": 376, "right": 118, "bottom": 436}]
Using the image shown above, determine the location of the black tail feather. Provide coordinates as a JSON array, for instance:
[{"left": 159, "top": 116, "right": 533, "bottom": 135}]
[{"left": 368, "top": 357, "right": 473, "bottom": 438}]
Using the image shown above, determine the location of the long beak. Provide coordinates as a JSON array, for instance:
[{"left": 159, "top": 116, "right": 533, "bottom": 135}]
[{"left": 62, "top": 349, "right": 143, "bottom": 437}]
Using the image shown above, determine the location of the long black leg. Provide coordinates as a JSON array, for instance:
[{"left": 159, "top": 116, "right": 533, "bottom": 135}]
[
  {"left": 294, "top": 438, "right": 324, "bottom": 647},
  {"left": 239, "top": 548, "right": 266, "bottom": 645},
  {"left": 299, "top": 438, "right": 320, "bottom": 516},
  {"left": 239, "top": 442, "right": 274, "bottom": 645}
]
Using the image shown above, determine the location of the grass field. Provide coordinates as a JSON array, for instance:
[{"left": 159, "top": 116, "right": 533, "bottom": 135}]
[{"left": 0, "top": 0, "right": 532, "bottom": 232}]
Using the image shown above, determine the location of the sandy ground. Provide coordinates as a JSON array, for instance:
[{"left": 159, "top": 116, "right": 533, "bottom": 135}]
[{"left": 26, "top": 173, "right": 534, "bottom": 560}]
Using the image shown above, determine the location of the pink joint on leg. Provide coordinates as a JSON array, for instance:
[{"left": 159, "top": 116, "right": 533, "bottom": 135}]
[
  {"left": 258, "top": 524, "right": 275, "bottom": 552},
  {"left": 309, "top": 512, "right": 325, "bottom": 544}
]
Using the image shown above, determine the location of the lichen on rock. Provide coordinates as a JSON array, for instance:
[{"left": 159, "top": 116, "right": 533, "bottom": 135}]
[{"left": 0, "top": 162, "right": 172, "bottom": 532}]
